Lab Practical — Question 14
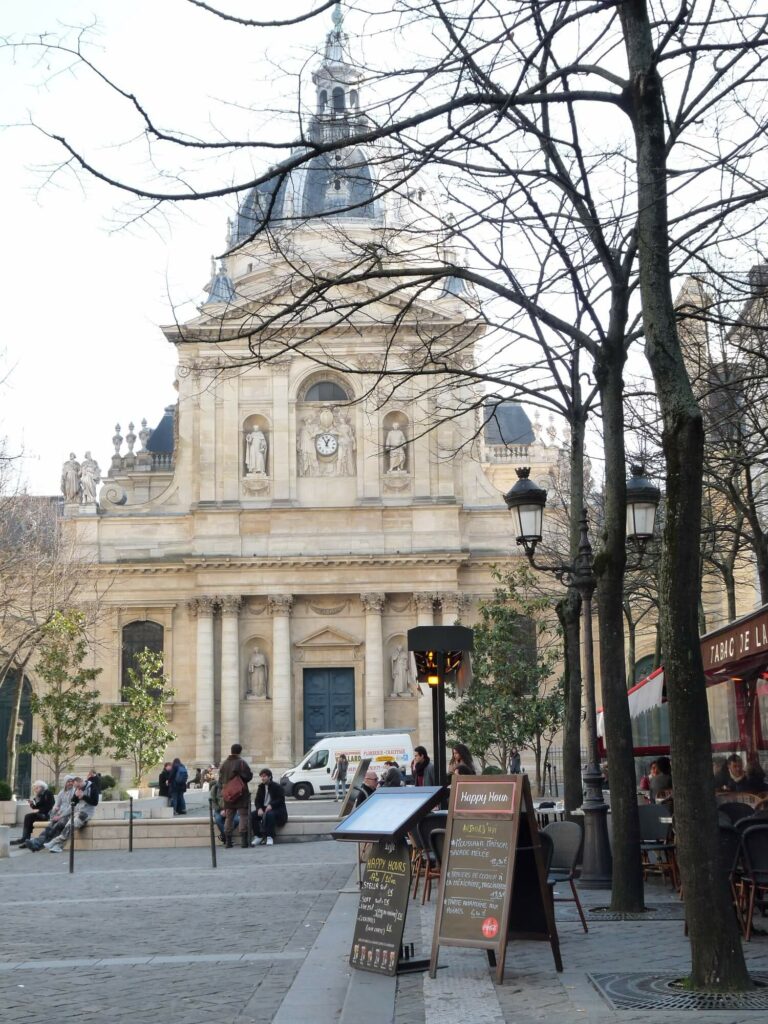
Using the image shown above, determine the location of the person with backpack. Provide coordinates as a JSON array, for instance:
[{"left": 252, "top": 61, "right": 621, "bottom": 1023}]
[
  {"left": 169, "top": 757, "right": 189, "bottom": 816},
  {"left": 218, "top": 743, "right": 253, "bottom": 848},
  {"left": 331, "top": 753, "right": 349, "bottom": 801}
]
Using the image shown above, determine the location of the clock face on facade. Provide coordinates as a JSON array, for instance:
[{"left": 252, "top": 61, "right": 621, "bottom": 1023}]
[{"left": 315, "top": 432, "right": 338, "bottom": 456}]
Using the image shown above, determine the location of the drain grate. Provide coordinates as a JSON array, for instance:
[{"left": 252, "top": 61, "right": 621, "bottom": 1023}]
[
  {"left": 589, "top": 902, "right": 686, "bottom": 921},
  {"left": 589, "top": 973, "right": 768, "bottom": 1010}
]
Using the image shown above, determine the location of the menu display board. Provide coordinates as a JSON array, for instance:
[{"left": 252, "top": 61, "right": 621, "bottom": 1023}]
[
  {"left": 430, "top": 774, "right": 561, "bottom": 983},
  {"left": 333, "top": 787, "right": 445, "bottom": 842},
  {"left": 349, "top": 839, "right": 410, "bottom": 976}
]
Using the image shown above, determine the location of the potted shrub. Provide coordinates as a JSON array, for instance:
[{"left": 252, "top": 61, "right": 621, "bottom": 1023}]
[{"left": 0, "top": 780, "right": 15, "bottom": 825}]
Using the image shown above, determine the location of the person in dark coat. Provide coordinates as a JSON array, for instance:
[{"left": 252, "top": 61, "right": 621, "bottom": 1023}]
[
  {"left": 381, "top": 766, "right": 403, "bottom": 787},
  {"left": 168, "top": 758, "right": 189, "bottom": 815},
  {"left": 411, "top": 746, "right": 436, "bottom": 786},
  {"left": 11, "top": 781, "right": 55, "bottom": 845},
  {"left": 251, "top": 768, "right": 287, "bottom": 846},
  {"left": 219, "top": 744, "right": 253, "bottom": 848},
  {"left": 158, "top": 762, "right": 172, "bottom": 800},
  {"left": 355, "top": 770, "right": 380, "bottom": 806}
]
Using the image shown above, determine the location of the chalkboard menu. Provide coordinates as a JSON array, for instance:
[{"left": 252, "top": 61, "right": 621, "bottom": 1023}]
[
  {"left": 349, "top": 839, "right": 410, "bottom": 976},
  {"left": 430, "top": 774, "right": 561, "bottom": 983}
]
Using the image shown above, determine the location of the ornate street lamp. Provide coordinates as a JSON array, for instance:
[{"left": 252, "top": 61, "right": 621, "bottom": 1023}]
[{"left": 504, "top": 464, "right": 660, "bottom": 889}]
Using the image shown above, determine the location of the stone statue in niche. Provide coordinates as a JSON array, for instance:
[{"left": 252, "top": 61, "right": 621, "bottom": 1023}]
[
  {"left": 385, "top": 422, "right": 408, "bottom": 473},
  {"left": 335, "top": 410, "right": 356, "bottom": 476},
  {"left": 80, "top": 452, "right": 101, "bottom": 504},
  {"left": 61, "top": 453, "right": 81, "bottom": 502},
  {"left": 245, "top": 426, "right": 268, "bottom": 475},
  {"left": 390, "top": 644, "right": 410, "bottom": 696},
  {"left": 246, "top": 646, "right": 269, "bottom": 698}
]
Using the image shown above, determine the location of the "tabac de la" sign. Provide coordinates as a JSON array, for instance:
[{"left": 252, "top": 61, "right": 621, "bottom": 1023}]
[{"left": 702, "top": 607, "right": 768, "bottom": 674}]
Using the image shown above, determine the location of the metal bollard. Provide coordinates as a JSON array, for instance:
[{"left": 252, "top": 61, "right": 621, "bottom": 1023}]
[
  {"left": 129, "top": 796, "right": 134, "bottom": 853},
  {"left": 208, "top": 800, "right": 217, "bottom": 869},
  {"left": 68, "top": 801, "right": 75, "bottom": 875}
]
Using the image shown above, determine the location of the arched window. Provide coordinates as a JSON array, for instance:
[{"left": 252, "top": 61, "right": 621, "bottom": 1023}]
[
  {"left": 350, "top": 89, "right": 359, "bottom": 109},
  {"left": 634, "top": 654, "right": 655, "bottom": 684},
  {"left": 332, "top": 87, "right": 345, "bottom": 112},
  {"left": 319, "top": 89, "right": 328, "bottom": 110},
  {"left": 121, "top": 621, "right": 164, "bottom": 699},
  {"left": 305, "top": 381, "right": 349, "bottom": 402}
]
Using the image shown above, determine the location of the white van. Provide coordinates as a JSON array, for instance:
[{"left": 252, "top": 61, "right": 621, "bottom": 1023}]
[{"left": 280, "top": 730, "right": 414, "bottom": 800}]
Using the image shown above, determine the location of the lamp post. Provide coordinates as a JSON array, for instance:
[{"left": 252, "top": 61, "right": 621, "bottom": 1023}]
[
  {"left": 407, "top": 625, "right": 474, "bottom": 789},
  {"left": 504, "top": 465, "right": 659, "bottom": 889}
]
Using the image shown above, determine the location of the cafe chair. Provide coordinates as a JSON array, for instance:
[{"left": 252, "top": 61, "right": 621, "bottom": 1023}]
[
  {"left": 739, "top": 823, "right": 768, "bottom": 941},
  {"left": 718, "top": 802, "right": 755, "bottom": 825},
  {"left": 422, "top": 828, "right": 446, "bottom": 904},
  {"left": 542, "top": 821, "right": 588, "bottom": 933},
  {"left": 638, "top": 803, "right": 680, "bottom": 889},
  {"left": 409, "top": 821, "right": 429, "bottom": 900}
]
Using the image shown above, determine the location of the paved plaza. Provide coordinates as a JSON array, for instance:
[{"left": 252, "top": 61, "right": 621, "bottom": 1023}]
[{"left": 1, "top": 831, "right": 767, "bottom": 1024}]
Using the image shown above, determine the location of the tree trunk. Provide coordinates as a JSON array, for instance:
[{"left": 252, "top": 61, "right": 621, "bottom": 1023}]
[
  {"left": 5, "top": 659, "right": 29, "bottom": 792},
  {"left": 557, "top": 587, "right": 583, "bottom": 814},
  {"left": 620, "top": 0, "right": 750, "bottom": 988},
  {"left": 595, "top": 335, "right": 644, "bottom": 913}
]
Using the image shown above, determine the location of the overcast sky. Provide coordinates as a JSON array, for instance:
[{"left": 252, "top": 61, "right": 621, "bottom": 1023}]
[{"left": 0, "top": 0, "right": 344, "bottom": 495}]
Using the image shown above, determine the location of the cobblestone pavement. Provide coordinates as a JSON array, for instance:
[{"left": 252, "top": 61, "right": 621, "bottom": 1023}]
[
  {"left": 395, "top": 883, "right": 768, "bottom": 1024},
  {"left": 0, "top": 842, "right": 357, "bottom": 1024}
]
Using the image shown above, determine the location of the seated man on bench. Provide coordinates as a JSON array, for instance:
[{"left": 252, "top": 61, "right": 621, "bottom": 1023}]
[
  {"left": 251, "top": 768, "right": 287, "bottom": 846},
  {"left": 24, "top": 775, "right": 77, "bottom": 851},
  {"left": 45, "top": 769, "right": 101, "bottom": 853}
]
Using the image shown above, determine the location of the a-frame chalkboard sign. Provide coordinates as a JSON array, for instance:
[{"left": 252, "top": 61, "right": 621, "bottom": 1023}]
[{"left": 429, "top": 774, "right": 562, "bottom": 984}]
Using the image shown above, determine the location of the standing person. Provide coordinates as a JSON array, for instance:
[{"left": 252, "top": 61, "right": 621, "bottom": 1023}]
[
  {"left": 45, "top": 769, "right": 101, "bottom": 853},
  {"left": 219, "top": 743, "right": 253, "bottom": 848},
  {"left": 332, "top": 753, "right": 349, "bottom": 801},
  {"left": 448, "top": 743, "right": 477, "bottom": 776},
  {"left": 411, "top": 746, "right": 435, "bottom": 786},
  {"left": 158, "top": 762, "right": 172, "bottom": 801},
  {"left": 251, "top": 768, "right": 288, "bottom": 846},
  {"left": 10, "top": 781, "right": 55, "bottom": 846},
  {"left": 168, "top": 758, "right": 189, "bottom": 815},
  {"left": 508, "top": 748, "right": 521, "bottom": 774},
  {"left": 209, "top": 770, "right": 239, "bottom": 844}
]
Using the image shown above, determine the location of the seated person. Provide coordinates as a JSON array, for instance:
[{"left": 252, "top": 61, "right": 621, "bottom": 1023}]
[
  {"left": 45, "top": 769, "right": 101, "bottom": 853},
  {"left": 355, "top": 770, "right": 380, "bottom": 806},
  {"left": 719, "top": 753, "right": 764, "bottom": 793},
  {"left": 649, "top": 756, "right": 672, "bottom": 803},
  {"left": 251, "top": 768, "right": 287, "bottom": 846},
  {"left": 380, "top": 766, "right": 404, "bottom": 788},
  {"left": 24, "top": 776, "right": 78, "bottom": 850},
  {"left": 11, "top": 780, "right": 55, "bottom": 846},
  {"left": 209, "top": 773, "right": 239, "bottom": 843}
]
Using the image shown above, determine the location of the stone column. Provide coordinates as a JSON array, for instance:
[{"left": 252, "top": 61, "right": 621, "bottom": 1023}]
[
  {"left": 361, "top": 593, "right": 386, "bottom": 730},
  {"left": 438, "top": 591, "right": 466, "bottom": 625},
  {"left": 189, "top": 596, "right": 216, "bottom": 765},
  {"left": 269, "top": 596, "right": 293, "bottom": 763},
  {"left": 414, "top": 593, "right": 436, "bottom": 748},
  {"left": 438, "top": 591, "right": 468, "bottom": 736},
  {"left": 219, "top": 596, "right": 242, "bottom": 753}
]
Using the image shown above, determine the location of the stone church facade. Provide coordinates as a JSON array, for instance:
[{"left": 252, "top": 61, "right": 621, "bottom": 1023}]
[{"left": 56, "top": 10, "right": 562, "bottom": 777}]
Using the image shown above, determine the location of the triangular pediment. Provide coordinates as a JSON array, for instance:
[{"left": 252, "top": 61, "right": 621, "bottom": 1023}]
[
  {"left": 177, "top": 274, "right": 467, "bottom": 337},
  {"left": 295, "top": 626, "right": 362, "bottom": 648}
]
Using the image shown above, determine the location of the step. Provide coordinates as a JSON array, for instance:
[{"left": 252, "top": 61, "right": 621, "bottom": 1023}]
[{"left": 32, "top": 814, "right": 338, "bottom": 850}]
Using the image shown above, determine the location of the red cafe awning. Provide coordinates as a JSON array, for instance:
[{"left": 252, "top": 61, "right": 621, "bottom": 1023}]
[{"left": 597, "top": 667, "right": 665, "bottom": 738}]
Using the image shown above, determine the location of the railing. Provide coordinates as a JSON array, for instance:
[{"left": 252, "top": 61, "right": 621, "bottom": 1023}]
[
  {"left": 151, "top": 452, "right": 174, "bottom": 470},
  {"left": 483, "top": 443, "right": 530, "bottom": 463}
]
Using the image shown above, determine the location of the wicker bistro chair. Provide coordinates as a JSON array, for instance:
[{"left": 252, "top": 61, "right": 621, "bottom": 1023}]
[
  {"left": 422, "top": 828, "right": 445, "bottom": 904},
  {"left": 417, "top": 812, "right": 448, "bottom": 903},
  {"left": 408, "top": 821, "right": 428, "bottom": 900},
  {"left": 542, "top": 820, "right": 588, "bottom": 932},
  {"left": 638, "top": 803, "right": 680, "bottom": 889},
  {"left": 718, "top": 801, "right": 756, "bottom": 825},
  {"left": 739, "top": 823, "right": 768, "bottom": 941}
]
